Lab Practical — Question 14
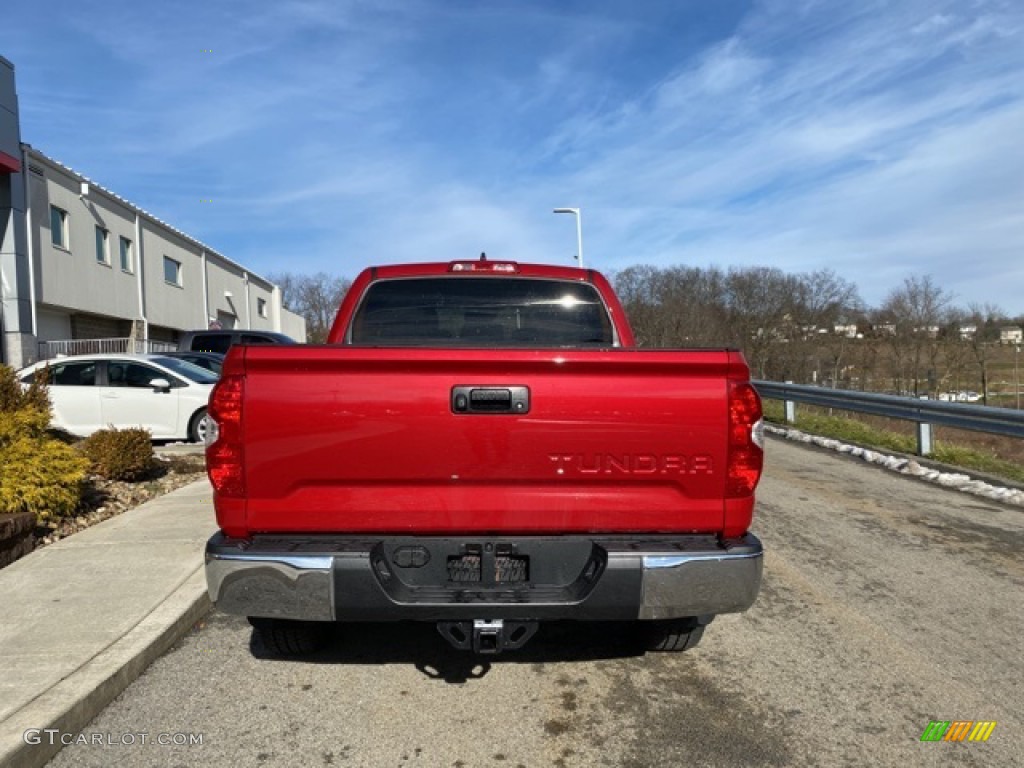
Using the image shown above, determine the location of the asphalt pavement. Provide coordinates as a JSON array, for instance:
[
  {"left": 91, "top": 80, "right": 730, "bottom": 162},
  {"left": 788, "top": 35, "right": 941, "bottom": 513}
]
[
  {"left": 0, "top": 478, "right": 214, "bottom": 768},
  {"left": 36, "top": 437, "right": 1024, "bottom": 768},
  {"left": 2, "top": 436, "right": 1022, "bottom": 767}
]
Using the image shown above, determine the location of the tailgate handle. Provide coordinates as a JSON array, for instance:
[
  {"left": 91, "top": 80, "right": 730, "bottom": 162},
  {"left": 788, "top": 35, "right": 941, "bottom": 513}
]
[{"left": 452, "top": 386, "right": 529, "bottom": 414}]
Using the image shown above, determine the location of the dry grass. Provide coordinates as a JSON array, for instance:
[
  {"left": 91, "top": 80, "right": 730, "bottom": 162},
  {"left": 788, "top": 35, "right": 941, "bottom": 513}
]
[{"left": 762, "top": 401, "right": 1024, "bottom": 485}]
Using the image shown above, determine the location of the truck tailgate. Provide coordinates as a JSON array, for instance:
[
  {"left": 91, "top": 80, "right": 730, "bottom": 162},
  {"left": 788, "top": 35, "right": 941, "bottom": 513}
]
[{"left": 237, "top": 347, "right": 733, "bottom": 534}]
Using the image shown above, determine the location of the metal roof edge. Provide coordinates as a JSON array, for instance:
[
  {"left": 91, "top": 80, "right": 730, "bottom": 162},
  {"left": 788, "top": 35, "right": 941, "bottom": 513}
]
[{"left": 23, "top": 145, "right": 277, "bottom": 291}]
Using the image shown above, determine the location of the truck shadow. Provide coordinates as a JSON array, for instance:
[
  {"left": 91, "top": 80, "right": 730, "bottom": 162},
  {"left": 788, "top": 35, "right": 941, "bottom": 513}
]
[{"left": 249, "top": 621, "right": 645, "bottom": 683}]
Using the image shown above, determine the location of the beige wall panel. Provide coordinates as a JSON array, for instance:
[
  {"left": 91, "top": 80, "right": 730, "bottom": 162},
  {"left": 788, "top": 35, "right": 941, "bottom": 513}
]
[
  {"left": 204, "top": 253, "right": 247, "bottom": 329},
  {"left": 34, "top": 164, "right": 140, "bottom": 321},
  {"left": 280, "top": 308, "right": 307, "bottom": 341},
  {"left": 141, "top": 224, "right": 204, "bottom": 329}
]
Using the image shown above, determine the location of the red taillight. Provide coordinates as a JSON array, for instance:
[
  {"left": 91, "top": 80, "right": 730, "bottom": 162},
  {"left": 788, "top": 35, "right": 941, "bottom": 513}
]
[
  {"left": 206, "top": 374, "right": 245, "bottom": 497},
  {"left": 726, "top": 380, "right": 764, "bottom": 498}
]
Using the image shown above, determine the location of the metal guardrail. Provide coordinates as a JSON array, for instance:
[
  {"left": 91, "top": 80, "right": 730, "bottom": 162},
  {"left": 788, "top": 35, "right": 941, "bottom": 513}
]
[
  {"left": 753, "top": 380, "right": 1024, "bottom": 455},
  {"left": 38, "top": 338, "right": 177, "bottom": 360}
]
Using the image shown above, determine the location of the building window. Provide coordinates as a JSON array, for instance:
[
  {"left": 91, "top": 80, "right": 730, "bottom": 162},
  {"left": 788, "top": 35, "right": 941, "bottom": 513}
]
[
  {"left": 50, "top": 206, "right": 69, "bottom": 249},
  {"left": 120, "top": 237, "right": 134, "bottom": 273},
  {"left": 163, "top": 256, "right": 182, "bottom": 286},
  {"left": 95, "top": 226, "right": 110, "bottom": 265},
  {"left": 257, "top": 298, "right": 268, "bottom": 318}
]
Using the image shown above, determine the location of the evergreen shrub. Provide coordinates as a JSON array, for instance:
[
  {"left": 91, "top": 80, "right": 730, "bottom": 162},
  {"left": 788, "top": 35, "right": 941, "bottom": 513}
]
[
  {"left": 80, "top": 427, "right": 154, "bottom": 481},
  {"left": 0, "top": 365, "right": 88, "bottom": 521}
]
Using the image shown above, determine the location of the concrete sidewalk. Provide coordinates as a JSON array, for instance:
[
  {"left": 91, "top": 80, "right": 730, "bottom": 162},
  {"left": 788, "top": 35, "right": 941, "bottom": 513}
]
[{"left": 0, "top": 479, "right": 214, "bottom": 768}]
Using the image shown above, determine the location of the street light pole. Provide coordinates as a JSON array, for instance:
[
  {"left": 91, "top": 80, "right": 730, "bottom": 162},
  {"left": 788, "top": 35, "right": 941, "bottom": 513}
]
[{"left": 553, "top": 207, "right": 583, "bottom": 268}]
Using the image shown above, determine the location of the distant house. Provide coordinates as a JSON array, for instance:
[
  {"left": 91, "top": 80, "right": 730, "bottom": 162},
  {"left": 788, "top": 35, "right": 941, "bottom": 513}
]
[
  {"left": 1000, "top": 326, "right": 1023, "bottom": 345},
  {"left": 833, "top": 323, "right": 859, "bottom": 338},
  {"left": 958, "top": 324, "right": 977, "bottom": 340}
]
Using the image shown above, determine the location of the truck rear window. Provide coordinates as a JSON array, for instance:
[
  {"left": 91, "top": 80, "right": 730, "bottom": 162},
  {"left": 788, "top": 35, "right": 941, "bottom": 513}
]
[{"left": 350, "top": 277, "right": 616, "bottom": 347}]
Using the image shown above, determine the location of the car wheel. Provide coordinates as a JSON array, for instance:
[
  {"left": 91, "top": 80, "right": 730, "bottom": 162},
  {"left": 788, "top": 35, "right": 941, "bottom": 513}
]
[
  {"left": 642, "top": 616, "right": 712, "bottom": 652},
  {"left": 188, "top": 408, "right": 210, "bottom": 443},
  {"left": 248, "top": 618, "right": 329, "bottom": 657}
]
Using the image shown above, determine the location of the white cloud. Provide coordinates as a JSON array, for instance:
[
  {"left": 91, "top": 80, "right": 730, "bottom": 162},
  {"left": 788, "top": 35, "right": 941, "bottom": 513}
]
[{"left": 7, "top": 0, "right": 1024, "bottom": 314}]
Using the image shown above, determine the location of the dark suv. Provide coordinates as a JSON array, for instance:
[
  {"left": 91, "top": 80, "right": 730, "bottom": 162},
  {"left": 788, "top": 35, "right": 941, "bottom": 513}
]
[{"left": 177, "top": 330, "right": 296, "bottom": 354}]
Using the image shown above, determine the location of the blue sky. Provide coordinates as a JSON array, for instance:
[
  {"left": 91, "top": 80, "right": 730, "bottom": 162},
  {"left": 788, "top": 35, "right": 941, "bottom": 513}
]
[{"left": 6, "top": 0, "right": 1024, "bottom": 313}]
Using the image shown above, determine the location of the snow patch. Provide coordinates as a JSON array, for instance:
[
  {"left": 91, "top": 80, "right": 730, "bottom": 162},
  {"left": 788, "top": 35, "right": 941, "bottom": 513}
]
[{"left": 765, "top": 424, "right": 1024, "bottom": 508}]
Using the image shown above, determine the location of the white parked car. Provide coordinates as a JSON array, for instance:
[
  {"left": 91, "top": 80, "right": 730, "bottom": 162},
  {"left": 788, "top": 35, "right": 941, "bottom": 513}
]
[{"left": 18, "top": 354, "right": 215, "bottom": 442}]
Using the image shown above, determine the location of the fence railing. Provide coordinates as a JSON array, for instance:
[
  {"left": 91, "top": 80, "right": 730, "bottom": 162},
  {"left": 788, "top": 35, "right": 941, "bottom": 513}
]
[
  {"left": 38, "top": 338, "right": 178, "bottom": 360},
  {"left": 753, "top": 380, "right": 1024, "bottom": 456}
]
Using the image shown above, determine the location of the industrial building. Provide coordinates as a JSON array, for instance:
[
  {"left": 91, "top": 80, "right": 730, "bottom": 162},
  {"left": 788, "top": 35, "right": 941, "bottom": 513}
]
[{"left": 1, "top": 56, "right": 305, "bottom": 370}]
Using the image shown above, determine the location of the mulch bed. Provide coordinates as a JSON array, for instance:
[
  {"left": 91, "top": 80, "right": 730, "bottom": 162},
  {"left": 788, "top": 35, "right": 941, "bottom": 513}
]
[{"left": 31, "top": 452, "right": 208, "bottom": 551}]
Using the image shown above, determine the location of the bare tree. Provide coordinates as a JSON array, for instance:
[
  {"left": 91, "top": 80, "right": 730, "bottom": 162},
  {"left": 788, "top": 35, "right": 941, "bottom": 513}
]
[
  {"left": 938, "top": 310, "right": 974, "bottom": 396},
  {"left": 791, "top": 270, "right": 863, "bottom": 387},
  {"left": 879, "top": 275, "right": 952, "bottom": 396},
  {"left": 613, "top": 263, "right": 990, "bottom": 398},
  {"left": 793, "top": 269, "right": 863, "bottom": 327},
  {"left": 724, "top": 267, "right": 800, "bottom": 379},
  {"left": 964, "top": 303, "right": 1005, "bottom": 404},
  {"left": 269, "top": 272, "right": 352, "bottom": 343},
  {"left": 613, "top": 265, "right": 729, "bottom": 348},
  {"left": 616, "top": 264, "right": 861, "bottom": 382},
  {"left": 613, "top": 265, "right": 671, "bottom": 347}
]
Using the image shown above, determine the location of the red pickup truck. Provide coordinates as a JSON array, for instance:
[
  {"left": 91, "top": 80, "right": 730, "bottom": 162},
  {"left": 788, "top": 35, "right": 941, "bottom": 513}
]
[{"left": 204, "top": 258, "right": 764, "bottom": 655}]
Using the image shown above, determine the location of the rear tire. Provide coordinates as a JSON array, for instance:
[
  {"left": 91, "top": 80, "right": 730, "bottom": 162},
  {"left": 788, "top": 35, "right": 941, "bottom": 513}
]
[
  {"left": 188, "top": 408, "right": 209, "bottom": 443},
  {"left": 249, "top": 618, "right": 329, "bottom": 657},
  {"left": 643, "top": 617, "right": 710, "bottom": 652}
]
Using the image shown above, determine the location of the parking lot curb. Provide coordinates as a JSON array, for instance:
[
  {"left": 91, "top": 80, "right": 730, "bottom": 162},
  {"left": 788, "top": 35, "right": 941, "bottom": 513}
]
[{"left": 0, "top": 568, "right": 211, "bottom": 768}]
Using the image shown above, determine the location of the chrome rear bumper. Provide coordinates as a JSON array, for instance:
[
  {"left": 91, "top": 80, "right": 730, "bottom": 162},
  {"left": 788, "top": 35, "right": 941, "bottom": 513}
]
[{"left": 205, "top": 533, "right": 762, "bottom": 622}]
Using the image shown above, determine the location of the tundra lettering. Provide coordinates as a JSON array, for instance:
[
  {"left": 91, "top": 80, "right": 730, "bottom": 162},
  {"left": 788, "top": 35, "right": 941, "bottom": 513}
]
[{"left": 548, "top": 453, "right": 714, "bottom": 475}]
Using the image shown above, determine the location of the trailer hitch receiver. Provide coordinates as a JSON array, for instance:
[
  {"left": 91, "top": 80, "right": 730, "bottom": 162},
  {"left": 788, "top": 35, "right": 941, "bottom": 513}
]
[{"left": 436, "top": 619, "right": 538, "bottom": 654}]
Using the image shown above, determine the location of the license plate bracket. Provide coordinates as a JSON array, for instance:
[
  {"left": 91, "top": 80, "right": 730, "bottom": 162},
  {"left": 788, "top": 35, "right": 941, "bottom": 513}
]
[{"left": 446, "top": 545, "right": 529, "bottom": 584}]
